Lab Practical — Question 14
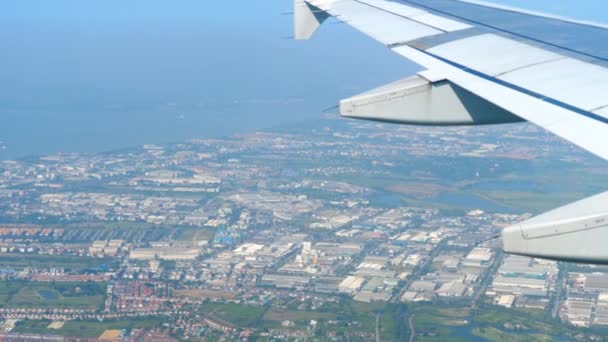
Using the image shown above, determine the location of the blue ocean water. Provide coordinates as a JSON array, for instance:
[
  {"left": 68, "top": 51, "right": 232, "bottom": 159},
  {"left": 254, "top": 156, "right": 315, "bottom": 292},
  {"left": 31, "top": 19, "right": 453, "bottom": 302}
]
[
  {"left": 1, "top": 0, "right": 606, "bottom": 159},
  {"left": 0, "top": 0, "right": 413, "bottom": 159}
]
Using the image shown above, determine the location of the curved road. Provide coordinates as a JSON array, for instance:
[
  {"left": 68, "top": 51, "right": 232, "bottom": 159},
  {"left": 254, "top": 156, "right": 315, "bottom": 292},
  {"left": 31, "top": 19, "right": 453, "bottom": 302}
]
[{"left": 408, "top": 314, "right": 415, "bottom": 342}]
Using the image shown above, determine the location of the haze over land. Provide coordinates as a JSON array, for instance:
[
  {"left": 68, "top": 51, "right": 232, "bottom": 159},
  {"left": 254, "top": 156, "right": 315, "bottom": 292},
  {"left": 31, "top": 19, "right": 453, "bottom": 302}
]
[{"left": 0, "top": 118, "right": 606, "bottom": 340}]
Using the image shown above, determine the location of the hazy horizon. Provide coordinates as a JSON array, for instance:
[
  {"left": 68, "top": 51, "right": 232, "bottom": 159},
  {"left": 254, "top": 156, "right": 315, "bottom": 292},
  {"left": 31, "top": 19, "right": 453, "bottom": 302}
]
[{"left": 1, "top": 0, "right": 607, "bottom": 159}]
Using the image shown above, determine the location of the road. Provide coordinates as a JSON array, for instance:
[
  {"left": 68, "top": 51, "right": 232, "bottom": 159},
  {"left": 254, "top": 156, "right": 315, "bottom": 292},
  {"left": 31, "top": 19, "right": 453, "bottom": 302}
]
[
  {"left": 390, "top": 241, "right": 446, "bottom": 303},
  {"left": 375, "top": 314, "right": 381, "bottom": 342},
  {"left": 408, "top": 314, "right": 415, "bottom": 342},
  {"left": 551, "top": 264, "right": 567, "bottom": 318},
  {"left": 471, "top": 250, "right": 503, "bottom": 308}
]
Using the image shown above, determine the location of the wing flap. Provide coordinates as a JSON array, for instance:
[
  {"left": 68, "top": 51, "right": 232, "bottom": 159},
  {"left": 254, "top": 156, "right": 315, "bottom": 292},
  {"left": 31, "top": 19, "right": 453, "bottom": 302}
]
[{"left": 339, "top": 74, "right": 523, "bottom": 125}]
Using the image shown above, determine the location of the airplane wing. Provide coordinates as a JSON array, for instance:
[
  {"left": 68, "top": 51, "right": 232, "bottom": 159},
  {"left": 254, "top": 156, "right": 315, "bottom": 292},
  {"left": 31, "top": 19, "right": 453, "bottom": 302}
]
[{"left": 294, "top": 0, "right": 608, "bottom": 264}]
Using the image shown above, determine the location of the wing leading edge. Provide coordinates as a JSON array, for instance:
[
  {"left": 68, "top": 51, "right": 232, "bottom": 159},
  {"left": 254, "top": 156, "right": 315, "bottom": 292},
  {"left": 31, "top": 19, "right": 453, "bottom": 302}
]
[{"left": 293, "top": 0, "right": 608, "bottom": 263}]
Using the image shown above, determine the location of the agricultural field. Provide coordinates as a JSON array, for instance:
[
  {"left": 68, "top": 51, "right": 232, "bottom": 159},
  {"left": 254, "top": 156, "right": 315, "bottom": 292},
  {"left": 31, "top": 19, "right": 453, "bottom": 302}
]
[
  {"left": 0, "top": 280, "right": 106, "bottom": 310},
  {"left": 0, "top": 254, "right": 118, "bottom": 272},
  {"left": 14, "top": 318, "right": 166, "bottom": 338}
]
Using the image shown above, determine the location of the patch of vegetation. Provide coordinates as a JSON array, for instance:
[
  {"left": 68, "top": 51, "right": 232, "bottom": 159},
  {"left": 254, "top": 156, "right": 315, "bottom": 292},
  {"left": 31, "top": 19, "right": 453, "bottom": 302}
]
[
  {"left": 14, "top": 318, "right": 166, "bottom": 338},
  {"left": 474, "top": 190, "right": 585, "bottom": 213},
  {"left": 473, "top": 327, "right": 551, "bottom": 342},
  {"left": 176, "top": 227, "right": 215, "bottom": 242},
  {"left": 0, "top": 254, "right": 118, "bottom": 272},
  {"left": 316, "top": 299, "right": 405, "bottom": 341},
  {"left": 472, "top": 306, "right": 555, "bottom": 335},
  {"left": 0, "top": 280, "right": 106, "bottom": 310},
  {"left": 0, "top": 280, "right": 24, "bottom": 303},
  {"left": 412, "top": 306, "right": 470, "bottom": 327},
  {"left": 199, "top": 302, "right": 267, "bottom": 327},
  {"left": 416, "top": 327, "right": 469, "bottom": 342}
]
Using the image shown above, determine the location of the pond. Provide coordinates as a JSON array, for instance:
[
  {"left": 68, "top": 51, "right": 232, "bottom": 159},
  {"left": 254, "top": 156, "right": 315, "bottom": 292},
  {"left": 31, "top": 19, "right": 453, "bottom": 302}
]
[{"left": 38, "top": 290, "right": 59, "bottom": 300}]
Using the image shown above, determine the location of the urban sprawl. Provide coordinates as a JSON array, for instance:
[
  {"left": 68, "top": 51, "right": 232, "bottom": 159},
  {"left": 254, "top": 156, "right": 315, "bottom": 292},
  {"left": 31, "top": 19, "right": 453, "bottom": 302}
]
[{"left": 0, "top": 119, "right": 606, "bottom": 341}]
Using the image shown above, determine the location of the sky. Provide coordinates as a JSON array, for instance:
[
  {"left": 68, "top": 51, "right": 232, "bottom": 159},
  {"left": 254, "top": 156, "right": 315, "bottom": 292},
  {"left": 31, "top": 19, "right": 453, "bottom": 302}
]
[{"left": 1, "top": 0, "right": 607, "bottom": 158}]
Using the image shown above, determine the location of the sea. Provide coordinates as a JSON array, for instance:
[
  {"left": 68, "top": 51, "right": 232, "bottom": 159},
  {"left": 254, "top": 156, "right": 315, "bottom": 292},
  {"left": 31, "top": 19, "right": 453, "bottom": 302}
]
[{"left": 1, "top": 0, "right": 606, "bottom": 159}]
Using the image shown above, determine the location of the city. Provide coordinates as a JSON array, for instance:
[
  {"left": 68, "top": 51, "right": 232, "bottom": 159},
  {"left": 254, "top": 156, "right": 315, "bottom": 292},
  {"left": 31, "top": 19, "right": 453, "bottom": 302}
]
[{"left": 0, "top": 117, "right": 607, "bottom": 341}]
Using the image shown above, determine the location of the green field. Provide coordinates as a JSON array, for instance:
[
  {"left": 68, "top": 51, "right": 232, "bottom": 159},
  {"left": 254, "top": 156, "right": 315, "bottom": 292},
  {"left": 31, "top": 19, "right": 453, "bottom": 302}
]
[
  {"left": 473, "top": 190, "right": 586, "bottom": 213},
  {"left": 11, "top": 297, "right": 604, "bottom": 341},
  {"left": 412, "top": 306, "right": 470, "bottom": 328},
  {"left": 0, "top": 280, "right": 106, "bottom": 310},
  {"left": 199, "top": 302, "right": 267, "bottom": 327},
  {"left": 408, "top": 305, "right": 471, "bottom": 341},
  {"left": 314, "top": 300, "right": 405, "bottom": 341},
  {"left": 176, "top": 227, "right": 215, "bottom": 242},
  {"left": 471, "top": 306, "right": 555, "bottom": 334},
  {"left": 198, "top": 300, "right": 404, "bottom": 340},
  {"left": 14, "top": 318, "right": 166, "bottom": 338},
  {"left": 406, "top": 303, "right": 605, "bottom": 342},
  {"left": 473, "top": 327, "right": 551, "bottom": 342},
  {"left": 0, "top": 254, "right": 118, "bottom": 272}
]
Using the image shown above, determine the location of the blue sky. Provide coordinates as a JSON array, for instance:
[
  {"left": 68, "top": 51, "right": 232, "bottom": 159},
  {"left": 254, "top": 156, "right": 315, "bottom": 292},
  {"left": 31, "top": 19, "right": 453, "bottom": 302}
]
[
  {"left": 1, "top": 0, "right": 607, "bottom": 157},
  {"left": 2, "top": 0, "right": 602, "bottom": 110},
  {"left": 1, "top": 0, "right": 606, "bottom": 111}
]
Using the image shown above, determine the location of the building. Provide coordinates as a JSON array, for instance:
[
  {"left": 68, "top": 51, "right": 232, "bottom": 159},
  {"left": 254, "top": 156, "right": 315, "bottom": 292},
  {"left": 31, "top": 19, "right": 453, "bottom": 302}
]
[
  {"left": 129, "top": 247, "right": 199, "bottom": 261},
  {"left": 129, "top": 248, "right": 157, "bottom": 260},
  {"left": 339, "top": 276, "right": 365, "bottom": 294}
]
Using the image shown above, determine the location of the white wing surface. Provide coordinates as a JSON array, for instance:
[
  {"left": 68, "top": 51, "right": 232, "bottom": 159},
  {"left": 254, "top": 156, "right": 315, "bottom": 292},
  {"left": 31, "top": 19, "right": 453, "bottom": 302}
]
[
  {"left": 294, "top": 0, "right": 608, "bottom": 263},
  {"left": 296, "top": 0, "right": 608, "bottom": 160}
]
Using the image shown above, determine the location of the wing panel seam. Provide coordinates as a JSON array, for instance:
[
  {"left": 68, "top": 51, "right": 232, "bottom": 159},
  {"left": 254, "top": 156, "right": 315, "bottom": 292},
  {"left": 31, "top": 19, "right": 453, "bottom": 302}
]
[
  {"left": 352, "top": 0, "right": 448, "bottom": 33},
  {"left": 410, "top": 47, "right": 608, "bottom": 125},
  {"left": 591, "top": 104, "right": 608, "bottom": 113},
  {"left": 397, "top": 0, "right": 608, "bottom": 66},
  {"left": 494, "top": 56, "right": 568, "bottom": 77}
]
